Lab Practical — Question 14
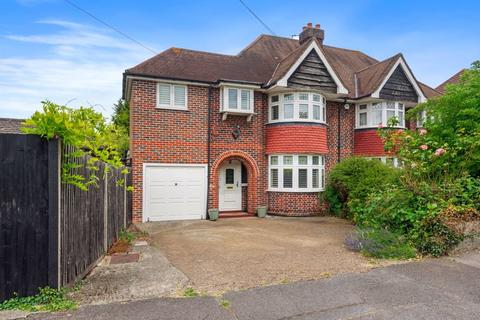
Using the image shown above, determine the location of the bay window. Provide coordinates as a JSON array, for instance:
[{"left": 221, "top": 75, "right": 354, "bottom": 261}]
[
  {"left": 268, "top": 155, "right": 325, "bottom": 192},
  {"left": 269, "top": 92, "right": 327, "bottom": 124},
  {"left": 356, "top": 101, "right": 405, "bottom": 128}
]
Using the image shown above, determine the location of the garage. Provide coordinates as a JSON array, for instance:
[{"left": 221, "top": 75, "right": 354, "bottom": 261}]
[{"left": 143, "top": 164, "right": 207, "bottom": 222}]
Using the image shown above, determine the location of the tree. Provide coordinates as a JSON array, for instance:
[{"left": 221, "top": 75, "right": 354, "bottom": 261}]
[{"left": 112, "top": 99, "right": 130, "bottom": 134}]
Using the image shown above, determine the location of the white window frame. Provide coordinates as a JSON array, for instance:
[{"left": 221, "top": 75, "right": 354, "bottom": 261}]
[
  {"left": 268, "top": 155, "right": 325, "bottom": 192},
  {"left": 355, "top": 101, "right": 405, "bottom": 129},
  {"left": 367, "top": 156, "right": 402, "bottom": 168},
  {"left": 268, "top": 92, "right": 327, "bottom": 124},
  {"left": 417, "top": 110, "right": 427, "bottom": 128},
  {"left": 221, "top": 86, "right": 254, "bottom": 114},
  {"left": 156, "top": 83, "right": 188, "bottom": 110}
]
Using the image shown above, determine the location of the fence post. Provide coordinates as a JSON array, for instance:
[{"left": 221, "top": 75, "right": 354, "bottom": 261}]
[
  {"left": 103, "top": 168, "right": 108, "bottom": 253},
  {"left": 47, "top": 139, "right": 61, "bottom": 289},
  {"left": 123, "top": 172, "right": 127, "bottom": 228}
]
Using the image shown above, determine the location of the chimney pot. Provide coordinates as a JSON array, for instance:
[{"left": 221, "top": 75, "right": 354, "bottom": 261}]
[
  {"left": 307, "top": 22, "right": 313, "bottom": 28},
  {"left": 302, "top": 26, "right": 307, "bottom": 31},
  {"left": 315, "top": 24, "right": 321, "bottom": 29}
]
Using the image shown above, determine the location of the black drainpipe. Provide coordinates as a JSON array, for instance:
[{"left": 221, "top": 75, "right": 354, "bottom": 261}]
[
  {"left": 337, "top": 103, "right": 341, "bottom": 163},
  {"left": 206, "top": 85, "right": 213, "bottom": 218}
]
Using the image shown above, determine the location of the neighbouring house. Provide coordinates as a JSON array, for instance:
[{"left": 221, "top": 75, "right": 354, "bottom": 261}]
[
  {"left": 435, "top": 69, "right": 466, "bottom": 94},
  {"left": 123, "top": 23, "right": 441, "bottom": 222},
  {"left": 0, "top": 118, "right": 24, "bottom": 134}
]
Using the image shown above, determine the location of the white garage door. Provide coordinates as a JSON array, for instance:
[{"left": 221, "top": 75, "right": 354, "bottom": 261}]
[{"left": 143, "top": 164, "right": 207, "bottom": 222}]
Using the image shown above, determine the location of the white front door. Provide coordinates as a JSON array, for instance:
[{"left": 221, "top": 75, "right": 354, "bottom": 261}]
[{"left": 219, "top": 160, "right": 242, "bottom": 211}]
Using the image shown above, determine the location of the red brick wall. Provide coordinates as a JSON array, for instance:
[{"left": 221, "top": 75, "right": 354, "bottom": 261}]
[
  {"left": 353, "top": 129, "right": 386, "bottom": 156},
  {"left": 325, "top": 101, "right": 355, "bottom": 171},
  {"left": 130, "top": 80, "right": 209, "bottom": 222},
  {"left": 268, "top": 192, "right": 324, "bottom": 216},
  {"left": 265, "top": 124, "right": 328, "bottom": 154}
]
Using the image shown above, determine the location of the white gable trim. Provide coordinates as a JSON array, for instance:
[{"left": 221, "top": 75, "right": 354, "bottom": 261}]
[
  {"left": 371, "top": 57, "right": 427, "bottom": 103},
  {"left": 276, "top": 41, "right": 349, "bottom": 94}
]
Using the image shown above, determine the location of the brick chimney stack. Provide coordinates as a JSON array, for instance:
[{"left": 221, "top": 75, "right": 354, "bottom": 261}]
[{"left": 299, "top": 22, "right": 324, "bottom": 45}]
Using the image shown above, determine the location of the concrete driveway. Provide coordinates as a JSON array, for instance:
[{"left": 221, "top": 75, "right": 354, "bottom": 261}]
[{"left": 138, "top": 216, "right": 385, "bottom": 294}]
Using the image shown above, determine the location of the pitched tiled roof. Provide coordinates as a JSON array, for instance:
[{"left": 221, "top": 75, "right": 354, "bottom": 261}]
[
  {"left": 419, "top": 82, "right": 441, "bottom": 98},
  {"left": 436, "top": 69, "right": 466, "bottom": 94},
  {"left": 125, "top": 34, "right": 431, "bottom": 99},
  {"left": 355, "top": 54, "right": 400, "bottom": 98},
  {"left": 0, "top": 118, "right": 24, "bottom": 134}
]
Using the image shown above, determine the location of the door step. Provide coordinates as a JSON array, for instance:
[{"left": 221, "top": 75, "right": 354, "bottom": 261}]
[{"left": 219, "top": 211, "right": 255, "bottom": 218}]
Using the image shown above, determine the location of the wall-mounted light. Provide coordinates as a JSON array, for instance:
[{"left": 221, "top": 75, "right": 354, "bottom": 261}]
[
  {"left": 232, "top": 125, "right": 241, "bottom": 139},
  {"left": 343, "top": 98, "right": 350, "bottom": 110}
]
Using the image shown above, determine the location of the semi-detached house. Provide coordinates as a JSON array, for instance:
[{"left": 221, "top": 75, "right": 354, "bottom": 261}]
[{"left": 122, "top": 23, "right": 441, "bottom": 222}]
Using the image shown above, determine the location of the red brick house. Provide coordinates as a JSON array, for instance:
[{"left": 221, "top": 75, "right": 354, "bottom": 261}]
[{"left": 123, "top": 23, "right": 439, "bottom": 222}]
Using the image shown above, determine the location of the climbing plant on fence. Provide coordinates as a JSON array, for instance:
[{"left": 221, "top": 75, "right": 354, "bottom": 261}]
[{"left": 22, "top": 101, "right": 130, "bottom": 190}]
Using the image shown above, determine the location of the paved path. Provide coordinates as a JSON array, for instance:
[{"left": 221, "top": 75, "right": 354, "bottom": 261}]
[{"left": 26, "top": 252, "right": 480, "bottom": 320}]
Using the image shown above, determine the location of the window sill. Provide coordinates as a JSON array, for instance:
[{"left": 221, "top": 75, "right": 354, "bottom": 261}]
[
  {"left": 355, "top": 125, "right": 406, "bottom": 130},
  {"left": 268, "top": 120, "right": 327, "bottom": 125},
  {"left": 220, "top": 110, "right": 256, "bottom": 121},
  {"left": 267, "top": 189, "right": 324, "bottom": 193},
  {"left": 156, "top": 105, "right": 188, "bottom": 111}
]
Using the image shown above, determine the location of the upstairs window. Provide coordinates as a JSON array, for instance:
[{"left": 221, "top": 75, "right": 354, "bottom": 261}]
[
  {"left": 269, "top": 92, "right": 327, "bottom": 124},
  {"left": 222, "top": 87, "right": 254, "bottom": 113},
  {"left": 157, "top": 83, "right": 187, "bottom": 110},
  {"left": 355, "top": 101, "right": 405, "bottom": 128}
]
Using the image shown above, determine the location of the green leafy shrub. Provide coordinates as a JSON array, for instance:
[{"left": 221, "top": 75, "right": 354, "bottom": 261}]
[
  {"left": 345, "top": 227, "right": 416, "bottom": 259},
  {"left": 22, "top": 101, "right": 129, "bottom": 190},
  {"left": 323, "top": 157, "right": 400, "bottom": 218},
  {"left": 0, "top": 287, "right": 76, "bottom": 312}
]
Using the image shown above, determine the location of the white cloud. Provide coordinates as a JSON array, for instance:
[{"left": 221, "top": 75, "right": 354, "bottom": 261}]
[{"left": 0, "top": 20, "right": 154, "bottom": 119}]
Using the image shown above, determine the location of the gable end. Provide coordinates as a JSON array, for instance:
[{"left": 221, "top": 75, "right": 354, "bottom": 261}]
[
  {"left": 379, "top": 65, "right": 418, "bottom": 102},
  {"left": 287, "top": 50, "right": 337, "bottom": 93}
]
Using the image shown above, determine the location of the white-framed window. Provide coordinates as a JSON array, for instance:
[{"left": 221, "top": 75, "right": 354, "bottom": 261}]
[
  {"left": 417, "top": 110, "right": 427, "bottom": 128},
  {"left": 268, "top": 155, "right": 325, "bottom": 192},
  {"left": 221, "top": 87, "right": 254, "bottom": 113},
  {"left": 368, "top": 157, "right": 402, "bottom": 168},
  {"left": 355, "top": 101, "right": 405, "bottom": 128},
  {"left": 156, "top": 83, "right": 187, "bottom": 110},
  {"left": 269, "top": 92, "right": 327, "bottom": 124}
]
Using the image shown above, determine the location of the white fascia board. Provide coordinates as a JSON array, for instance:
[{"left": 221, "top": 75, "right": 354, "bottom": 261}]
[
  {"left": 276, "top": 41, "right": 349, "bottom": 95},
  {"left": 371, "top": 57, "right": 427, "bottom": 103},
  {"left": 217, "top": 81, "right": 262, "bottom": 89}
]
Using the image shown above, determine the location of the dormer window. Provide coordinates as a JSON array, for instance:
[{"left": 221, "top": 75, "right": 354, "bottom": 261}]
[
  {"left": 355, "top": 101, "right": 405, "bottom": 128},
  {"left": 269, "top": 92, "right": 326, "bottom": 124}
]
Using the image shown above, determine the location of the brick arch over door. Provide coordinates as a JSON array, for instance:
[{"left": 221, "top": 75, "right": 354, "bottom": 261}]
[{"left": 211, "top": 150, "right": 260, "bottom": 214}]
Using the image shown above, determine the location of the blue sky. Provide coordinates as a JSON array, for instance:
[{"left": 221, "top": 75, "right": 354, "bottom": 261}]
[{"left": 1, "top": 0, "right": 479, "bottom": 119}]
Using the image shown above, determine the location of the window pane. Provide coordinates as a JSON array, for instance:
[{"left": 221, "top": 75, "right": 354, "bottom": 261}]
[
  {"left": 284, "top": 103, "right": 294, "bottom": 119},
  {"left": 241, "top": 90, "right": 250, "bottom": 110},
  {"left": 225, "top": 168, "right": 234, "bottom": 184},
  {"left": 359, "top": 113, "right": 367, "bottom": 126},
  {"left": 298, "top": 156, "right": 308, "bottom": 165},
  {"left": 284, "top": 93, "right": 293, "bottom": 101},
  {"left": 313, "top": 94, "right": 321, "bottom": 102},
  {"left": 312, "top": 156, "right": 319, "bottom": 165},
  {"left": 283, "top": 156, "right": 293, "bottom": 165},
  {"left": 372, "top": 103, "right": 383, "bottom": 125},
  {"left": 228, "top": 88, "right": 237, "bottom": 109},
  {"left": 321, "top": 168, "right": 325, "bottom": 188},
  {"left": 299, "top": 93, "right": 308, "bottom": 100},
  {"left": 359, "top": 104, "right": 367, "bottom": 110},
  {"left": 398, "top": 111, "right": 404, "bottom": 126},
  {"left": 271, "top": 105, "right": 279, "bottom": 120},
  {"left": 270, "top": 156, "right": 278, "bottom": 165},
  {"left": 174, "top": 86, "right": 186, "bottom": 106},
  {"left": 387, "top": 110, "right": 396, "bottom": 122},
  {"left": 386, "top": 101, "right": 395, "bottom": 109},
  {"left": 322, "top": 106, "right": 326, "bottom": 122},
  {"left": 283, "top": 169, "right": 293, "bottom": 188},
  {"left": 398, "top": 103, "right": 404, "bottom": 110},
  {"left": 312, "top": 169, "right": 319, "bottom": 188},
  {"left": 298, "top": 169, "right": 308, "bottom": 188},
  {"left": 271, "top": 95, "right": 279, "bottom": 103},
  {"left": 270, "top": 169, "right": 278, "bottom": 188},
  {"left": 158, "top": 84, "right": 171, "bottom": 105},
  {"left": 313, "top": 105, "right": 320, "bottom": 120},
  {"left": 299, "top": 104, "right": 308, "bottom": 119}
]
